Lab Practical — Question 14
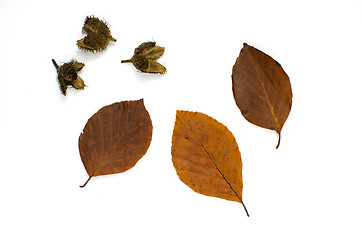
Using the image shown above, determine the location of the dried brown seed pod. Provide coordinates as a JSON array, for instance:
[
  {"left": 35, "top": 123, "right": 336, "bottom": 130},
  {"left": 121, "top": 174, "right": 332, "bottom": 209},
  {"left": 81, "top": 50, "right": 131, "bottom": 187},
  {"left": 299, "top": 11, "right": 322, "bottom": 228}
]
[
  {"left": 77, "top": 33, "right": 108, "bottom": 52},
  {"left": 72, "top": 76, "right": 86, "bottom": 90},
  {"left": 132, "top": 56, "right": 149, "bottom": 72},
  {"left": 52, "top": 59, "right": 86, "bottom": 95},
  {"left": 77, "top": 16, "right": 116, "bottom": 52},
  {"left": 134, "top": 42, "right": 156, "bottom": 55},
  {"left": 146, "top": 59, "right": 166, "bottom": 74},
  {"left": 122, "top": 41, "right": 166, "bottom": 74}
]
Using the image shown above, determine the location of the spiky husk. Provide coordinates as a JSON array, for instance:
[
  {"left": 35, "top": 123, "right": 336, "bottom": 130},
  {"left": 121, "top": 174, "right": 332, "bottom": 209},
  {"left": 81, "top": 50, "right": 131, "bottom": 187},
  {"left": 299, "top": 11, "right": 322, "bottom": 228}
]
[
  {"left": 52, "top": 59, "right": 86, "bottom": 95},
  {"left": 77, "top": 33, "right": 108, "bottom": 52},
  {"left": 78, "top": 16, "right": 116, "bottom": 53}
]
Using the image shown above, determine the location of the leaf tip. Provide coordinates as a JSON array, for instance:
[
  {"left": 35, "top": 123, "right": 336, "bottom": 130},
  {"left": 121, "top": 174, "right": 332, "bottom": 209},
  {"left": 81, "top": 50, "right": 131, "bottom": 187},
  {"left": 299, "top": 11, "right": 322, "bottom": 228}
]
[
  {"left": 176, "top": 109, "right": 185, "bottom": 116},
  {"left": 242, "top": 43, "right": 250, "bottom": 51}
]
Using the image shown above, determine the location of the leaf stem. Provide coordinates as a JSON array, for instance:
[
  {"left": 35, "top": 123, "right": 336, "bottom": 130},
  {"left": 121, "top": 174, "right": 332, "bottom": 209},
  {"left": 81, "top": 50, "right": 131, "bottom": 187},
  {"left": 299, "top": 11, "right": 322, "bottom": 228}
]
[
  {"left": 79, "top": 174, "right": 93, "bottom": 188},
  {"left": 241, "top": 200, "right": 249, "bottom": 217},
  {"left": 79, "top": 147, "right": 115, "bottom": 188},
  {"left": 276, "top": 132, "right": 281, "bottom": 149}
]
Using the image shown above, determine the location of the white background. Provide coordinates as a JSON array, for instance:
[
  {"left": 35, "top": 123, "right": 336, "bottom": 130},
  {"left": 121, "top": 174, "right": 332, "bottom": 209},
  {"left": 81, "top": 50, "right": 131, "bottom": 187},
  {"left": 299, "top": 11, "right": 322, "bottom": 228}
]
[{"left": 1, "top": 0, "right": 361, "bottom": 239}]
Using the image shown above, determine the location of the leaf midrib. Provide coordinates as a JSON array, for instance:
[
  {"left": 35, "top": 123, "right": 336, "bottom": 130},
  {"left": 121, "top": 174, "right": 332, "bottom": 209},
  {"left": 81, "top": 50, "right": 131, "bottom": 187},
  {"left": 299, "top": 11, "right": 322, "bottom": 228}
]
[
  {"left": 80, "top": 103, "right": 131, "bottom": 187},
  {"left": 246, "top": 48, "right": 281, "bottom": 132}
]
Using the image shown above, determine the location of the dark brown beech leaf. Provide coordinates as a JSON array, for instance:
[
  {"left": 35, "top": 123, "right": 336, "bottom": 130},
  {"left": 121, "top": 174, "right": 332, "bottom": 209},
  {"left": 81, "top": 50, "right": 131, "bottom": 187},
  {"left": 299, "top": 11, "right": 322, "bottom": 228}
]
[
  {"left": 78, "top": 99, "right": 152, "bottom": 187},
  {"left": 232, "top": 43, "right": 293, "bottom": 148},
  {"left": 171, "top": 111, "right": 248, "bottom": 216}
]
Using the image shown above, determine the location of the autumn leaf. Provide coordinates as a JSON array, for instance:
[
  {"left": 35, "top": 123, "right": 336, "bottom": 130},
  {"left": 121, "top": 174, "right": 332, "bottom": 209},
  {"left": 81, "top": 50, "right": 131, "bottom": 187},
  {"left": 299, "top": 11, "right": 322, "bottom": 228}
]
[
  {"left": 232, "top": 43, "right": 293, "bottom": 148},
  {"left": 78, "top": 99, "right": 152, "bottom": 187},
  {"left": 171, "top": 110, "right": 248, "bottom": 216}
]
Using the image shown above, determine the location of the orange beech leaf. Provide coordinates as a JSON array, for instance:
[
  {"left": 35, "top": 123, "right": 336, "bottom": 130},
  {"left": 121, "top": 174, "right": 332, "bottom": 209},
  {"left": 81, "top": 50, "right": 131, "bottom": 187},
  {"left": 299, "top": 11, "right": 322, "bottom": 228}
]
[
  {"left": 232, "top": 43, "right": 293, "bottom": 148},
  {"left": 78, "top": 99, "right": 152, "bottom": 187},
  {"left": 171, "top": 110, "right": 248, "bottom": 216}
]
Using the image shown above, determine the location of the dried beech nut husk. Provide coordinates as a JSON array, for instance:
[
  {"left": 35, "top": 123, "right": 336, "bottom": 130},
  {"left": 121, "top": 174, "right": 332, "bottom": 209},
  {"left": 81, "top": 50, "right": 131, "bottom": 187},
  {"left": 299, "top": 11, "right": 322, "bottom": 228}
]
[
  {"left": 132, "top": 56, "right": 149, "bottom": 72},
  {"left": 122, "top": 41, "right": 166, "bottom": 74},
  {"left": 52, "top": 59, "right": 86, "bottom": 95},
  {"left": 72, "top": 76, "right": 86, "bottom": 90},
  {"left": 77, "top": 16, "right": 116, "bottom": 52}
]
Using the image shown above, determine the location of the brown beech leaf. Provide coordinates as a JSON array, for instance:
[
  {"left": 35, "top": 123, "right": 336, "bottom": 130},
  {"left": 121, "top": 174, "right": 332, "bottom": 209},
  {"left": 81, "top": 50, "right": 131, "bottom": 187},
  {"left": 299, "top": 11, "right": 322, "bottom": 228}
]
[
  {"left": 232, "top": 43, "right": 293, "bottom": 148},
  {"left": 171, "top": 110, "right": 249, "bottom": 216},
  {"left": 78, "top": 99, "right": 152, "bottom": 187}
]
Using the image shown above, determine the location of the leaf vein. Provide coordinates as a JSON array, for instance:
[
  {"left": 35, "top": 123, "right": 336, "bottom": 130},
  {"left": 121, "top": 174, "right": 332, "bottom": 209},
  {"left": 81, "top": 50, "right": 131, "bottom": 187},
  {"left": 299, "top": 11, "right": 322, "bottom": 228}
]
[
  {"left": 173, "top": 154, "right": 217, "bottom": 169},
  {"left": 177, "top": 168, "right": 225, "bottom": 180}
]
